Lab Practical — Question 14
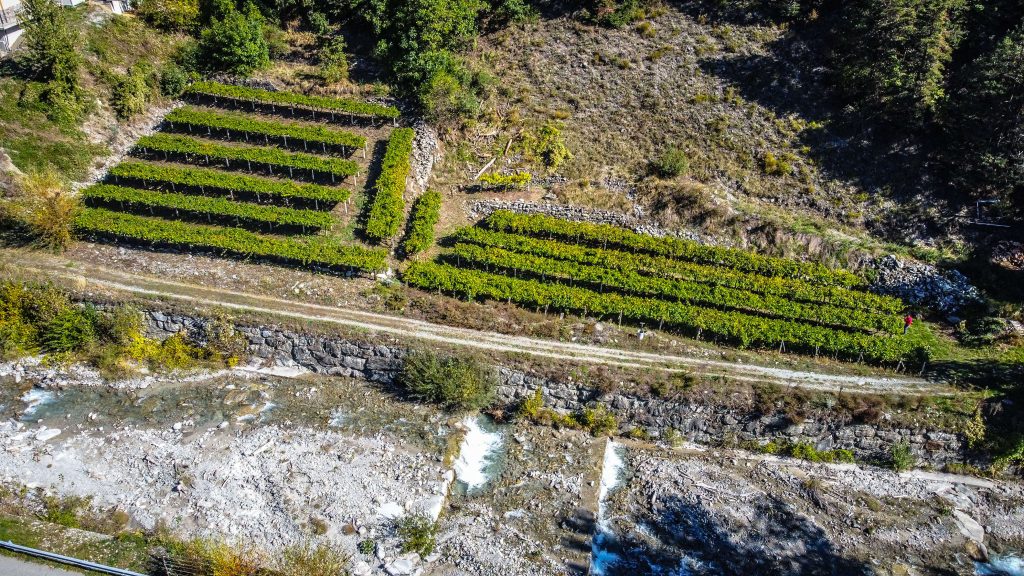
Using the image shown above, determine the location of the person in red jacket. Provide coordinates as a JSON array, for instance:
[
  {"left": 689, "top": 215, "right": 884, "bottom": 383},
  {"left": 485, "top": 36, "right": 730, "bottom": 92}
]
[{"left": 903, "top": 314, "right": 914, "bottom": 335}]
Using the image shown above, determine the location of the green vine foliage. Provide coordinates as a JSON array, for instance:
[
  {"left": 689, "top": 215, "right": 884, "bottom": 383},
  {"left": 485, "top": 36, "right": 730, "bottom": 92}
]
[
  {"left": 109, "top": 161, "right": 351, "bottom": 204},
  {"left": 82, "top": 184, "right": 336, "bottom": 231},
  {"left": 364, "top": 128, "right": 415, "bottom": 241},
  {"left": 402, "top": 261, "right": 918, "bottom": 363},
  {"left": 401, "top": 190, "right": 442, "bottom": 257},
  {"left": 187, "top": 80, "right": 400, "bottom": 119},
  {"left": 453, "top": 227, "right": 901, "bottom": 313},
  {"left": 135, "top": 133, "right": 359, "bottom": 178},
  {"left": 76, "top": 207, "right": 387, "bottom": 272},
  {"left": 482, "top": 211, "right": 864, "bottom": 287},
  {"left": 166, "top": 106, "right": 366, "bottom": 149},
  {"left": 447, "top": 242, "right": 900, "bottom": 333}
]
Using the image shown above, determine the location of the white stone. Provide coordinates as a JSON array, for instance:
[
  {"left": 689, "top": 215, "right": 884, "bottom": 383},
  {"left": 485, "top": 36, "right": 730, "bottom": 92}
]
[
  {"left": 35, "top": 428, "right": 61, "bottom": 442},
  {"left": 377, "top": 501, "right": 404, "bottom": 519}
]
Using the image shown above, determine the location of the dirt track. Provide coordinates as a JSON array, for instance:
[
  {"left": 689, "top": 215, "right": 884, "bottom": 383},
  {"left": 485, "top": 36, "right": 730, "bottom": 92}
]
[{"left": 0, "top": 250, "right": 950, "bottom": 395}]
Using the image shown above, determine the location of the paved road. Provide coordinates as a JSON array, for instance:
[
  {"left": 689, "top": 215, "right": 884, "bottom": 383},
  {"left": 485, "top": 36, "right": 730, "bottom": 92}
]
[
  {"left": 0, "top": 555, "right": 85, "bottom": 576},
  {"left": 1, "top": 251, "right": 949, "bottom": 395}
]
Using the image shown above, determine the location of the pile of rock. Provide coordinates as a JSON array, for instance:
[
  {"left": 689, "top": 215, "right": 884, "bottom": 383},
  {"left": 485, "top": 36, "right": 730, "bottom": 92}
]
[
  {"left": 870, "top": 255, "right": 982, "bottom": 316},
  {"left": 408, "top": 121, "right": 439, "bottom": 197},
  {"left": 990, "top": 241, "right": 1024, "bottom": 271}
]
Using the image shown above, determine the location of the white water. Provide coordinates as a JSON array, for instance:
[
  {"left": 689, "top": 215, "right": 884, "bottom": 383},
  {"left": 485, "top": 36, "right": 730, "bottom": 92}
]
[
  {"left": 978, "top": 555, "right": 1024, "bottom": 576},
  {"left": 453, "top": 415, "right": 503, "bottom": 492},
  {"left": 591, "top": 440, "right": 626, "bottom": 576},
  {"left": 20, "top": 388, "right": 55, "bottom": 418}
]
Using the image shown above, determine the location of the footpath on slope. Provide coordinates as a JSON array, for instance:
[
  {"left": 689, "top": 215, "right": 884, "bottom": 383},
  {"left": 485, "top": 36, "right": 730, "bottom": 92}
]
[{"left": 0, "top": 251, "right": 950, "bottom": 395}]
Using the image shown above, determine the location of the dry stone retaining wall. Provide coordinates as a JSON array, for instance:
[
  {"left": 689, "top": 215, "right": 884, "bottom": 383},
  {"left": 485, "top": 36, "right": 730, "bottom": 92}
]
[{"left": 146, "top": 311, "right": 967, "bottom": 466}]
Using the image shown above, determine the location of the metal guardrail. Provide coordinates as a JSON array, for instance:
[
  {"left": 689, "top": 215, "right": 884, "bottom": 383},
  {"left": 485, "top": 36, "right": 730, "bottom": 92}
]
[{"left": 0, "top": 540, "right": 148, "bottom": 576}]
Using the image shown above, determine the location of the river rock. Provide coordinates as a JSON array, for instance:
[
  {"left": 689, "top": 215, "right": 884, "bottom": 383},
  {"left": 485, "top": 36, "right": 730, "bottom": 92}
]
[
  {"left": 385, "top": 553, "right": 419, "bottom": 575},
  {"left": 952, "top": 509, "right": 985, "bottom": 543}
]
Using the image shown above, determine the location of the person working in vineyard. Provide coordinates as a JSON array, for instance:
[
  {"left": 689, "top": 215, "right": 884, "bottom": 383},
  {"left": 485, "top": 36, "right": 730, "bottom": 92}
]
[{"left": 903, "top": 314, "right": 914, "bottom": 335}]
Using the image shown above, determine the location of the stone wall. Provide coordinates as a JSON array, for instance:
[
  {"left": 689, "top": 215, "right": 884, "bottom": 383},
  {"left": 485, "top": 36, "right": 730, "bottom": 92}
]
[{"left": 146, "top": 311, "right": 968, "bottom": 466}]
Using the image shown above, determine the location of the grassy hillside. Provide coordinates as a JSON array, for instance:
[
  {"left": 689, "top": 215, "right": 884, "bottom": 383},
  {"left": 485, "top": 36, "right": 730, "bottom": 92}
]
[
  {"left": 0, "top": 5, "right": 186, "bottom": 181},
  {"left": 426, "top": 5, "right": 974, "bottom": 268}
]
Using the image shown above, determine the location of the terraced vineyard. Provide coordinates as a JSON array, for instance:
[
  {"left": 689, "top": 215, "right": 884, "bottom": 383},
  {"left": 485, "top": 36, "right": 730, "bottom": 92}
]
[
  {"left": 75, "top": 81, "right": 411, "bottom": 274},
  {"left": 403, "top": 211, "right": 918, "bottom": 363}
]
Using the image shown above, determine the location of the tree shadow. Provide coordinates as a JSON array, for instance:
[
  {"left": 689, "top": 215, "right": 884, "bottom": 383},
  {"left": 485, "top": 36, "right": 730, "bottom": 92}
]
[
  {"left": 596, "top": 493, "right": 872, "bottom": 575},
  {"left": 680, "top": 2, "right": 956, "bottom": 243}
]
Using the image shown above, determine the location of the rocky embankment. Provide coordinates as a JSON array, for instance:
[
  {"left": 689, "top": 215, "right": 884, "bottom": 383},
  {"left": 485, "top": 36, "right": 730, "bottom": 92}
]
[{"left": 146, "top": 311, "right": 969, "bottom": 467}]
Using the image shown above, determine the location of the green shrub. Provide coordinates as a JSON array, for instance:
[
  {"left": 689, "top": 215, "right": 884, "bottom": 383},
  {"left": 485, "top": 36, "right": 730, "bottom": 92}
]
[
  {"left": 318, "top": 36, "right": 349, "bottom": 84},
  {"left": 112, "top": 66, "right": 151, "bottom": 120},
  {"left": 576, "top": 404, "right": 618, "bottom": 436},
  {"left": 357, "top": 539, "right": 375, "bottom": 555},
  {"left": 0, "top": 281, "right": 69, "bottom": 358},
  {"left": 524, "top": 121, "right": 571, "bottom": 172},
  {"left": 38, "top": 493, "right": 91, "bottom": 529},
  {"left": 652, "top": 146, "right": 689, "bottom": 178},
  {"left": 5, "top": 168, "right": 80, "bottom": 250},
  {"left": 517, "top": 388, "right": 545, "bottom": 420},
  {"left": 19, "top": 0, "right": 80, "bottom": 88},
  {"left": 135, "top": 0, "right": 199, "bottom": 31},
  {"left": 277, "top": 542, "right": 350, "bottom": 576},
  {"left": 400, "top": 349, "right": 496, "bottom": 411},
  {"left": 41, "top": 305, "right": 98, "bottom": 353},
  {"left": 890, "top": 441, "right": 916, "bottom": 472},
  {"left": 763, "top": 151, "right": 795, "bottom": 176},
  {"left": 397, "top": 515, "right": 436, "bottom": 557},
  {"left": 159, "top": 64, "right": 189, "bottom": 97},
  {"left": 199, "top": 2, "right": 269, "bottom": 75}
]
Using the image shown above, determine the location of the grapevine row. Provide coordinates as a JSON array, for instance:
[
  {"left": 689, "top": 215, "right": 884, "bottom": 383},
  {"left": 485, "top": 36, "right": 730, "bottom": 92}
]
[
  {"left": 75, "top": 208, "right": 387, "bottom": 272},
  {"left": 82, "top": 184, "right": 336, "bottom": 231},
  {"left": 402, "top": 190, "right": 442, "bottom": 256},
  {"left": 187, "top": 81, "right": 400, "bottom": 119},
  {"left": 402, "top": 262, "right": 917, "bottom": 363},
  {"left": 166, "top": 106, "right": 366, "bottom": 150},
  {"left": 110, "top": 161, "right": 350, "bottom": 206},
  {"left": 448, "top": 242, "right": 900, "bottom": 334},
  {"left": 134, "top": 134, "right": 358, "bottom": 180},
  {"left": 482, "top": 211, "right": 864, "bottom": 288},
  {"left": 365, "top": 128, "right": 415, "bottom": 241},
  {"left": 453, "top": 227, "right": 902, "bottom": 314}
]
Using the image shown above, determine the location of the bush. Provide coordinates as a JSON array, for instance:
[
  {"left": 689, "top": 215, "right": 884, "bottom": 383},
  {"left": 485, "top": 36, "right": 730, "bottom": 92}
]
[
  {"left": 170, "top": 539, "right": 267, "bottom": 576},
  {"left": 277, "top": 543, "right": 350, "bottom": 576},
  {"left": 160, "top": 64, "right": 189, "bottom": 97},
  {"left": 199, "top": 2, "right": 269, "bottom": 75},
  {"left": 38, "top": 493, "right": 92, "bottom": 528},
  {"left": 397, "top": 515, "right": 436, "bottom": 557},
  {"left": 890, "top": 441, "right": 916, "bottom": 472},
  {"left": 400, "top": 349, "right": 496, "bottom": 411},
  {"left": 112, "top": 65, "right": 151, "bottom": 120},
  {"left": 576, "top": 403, "right": 618, "bottom": 436},
  {"left": 525, "top": 121, "right": 571, "bottom": 172},
  {"left": 652, "top": 146, "right": 689, "bottom": 178},
  {"left": 318, "top": 35, "right": 349, "bottom": 84},
  {"left": 0, "top": 281, "right": 69, "bottom": 358},
  {"left": 41, "top": 305, "right": 98, "bottom": 353},
  {"left": 19, "top": 0, "right": 79, "bottom": 85},
  {"left": 135, "top": 0, "right": 199, "bottom": 31},
  {"left": 478, "top": 172, "right": 531, "bottom": 189},
  {"left": 5, "top": 168, "right": 80, "bottom": 250},
  {"left": 357, "top": 539, "right": 375, "bottom": 555}
]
